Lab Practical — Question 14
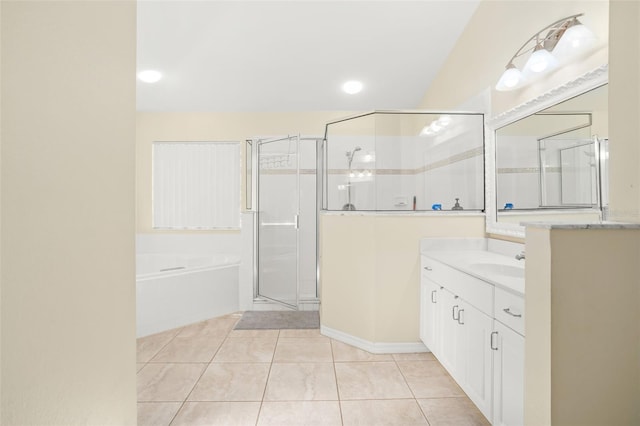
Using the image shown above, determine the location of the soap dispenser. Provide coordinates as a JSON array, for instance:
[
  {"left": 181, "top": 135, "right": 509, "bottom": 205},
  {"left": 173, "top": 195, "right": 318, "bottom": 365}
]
[{"left": 451, "top": 198, "right": 463, "bottom": 210}]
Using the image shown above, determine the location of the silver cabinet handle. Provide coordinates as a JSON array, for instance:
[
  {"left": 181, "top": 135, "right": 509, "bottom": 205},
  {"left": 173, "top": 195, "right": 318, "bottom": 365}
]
[
  {"left": 423, "top": 266, "right": 432, "bottom": 271},
  {"left": 452, "top": 305, "right": 459, "bottom": 320},
  {"left": 431, "top": 290, "right": 437, "bottom": 303},
  {"left": 490, "top": 331, "right": 498, "bottom": 350},
  {"left": 457, "top": 309, "right": 464, "bottom": 325},
  {"left": 503, "top": 308, "right": 522, "bottom": 318}
]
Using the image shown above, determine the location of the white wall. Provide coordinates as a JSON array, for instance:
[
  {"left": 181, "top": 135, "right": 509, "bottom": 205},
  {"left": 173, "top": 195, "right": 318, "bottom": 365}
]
[{"left": 1, "top": 1, "right": 136, "bottom": 424}]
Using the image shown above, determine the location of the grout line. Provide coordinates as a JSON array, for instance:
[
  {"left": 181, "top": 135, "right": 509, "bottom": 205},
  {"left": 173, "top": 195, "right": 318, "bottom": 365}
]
[
  {"left": 329, "top": 339, "right": 345, "bottom": 425},
  {"left": 254, "top": 329, "right": 280, "bottom": 426},
  {"left": 167, "top": 321, "right": 236, "bottom": 426},
  {"left": 393, "top": 356, "right": 432, "bottom": 425}
]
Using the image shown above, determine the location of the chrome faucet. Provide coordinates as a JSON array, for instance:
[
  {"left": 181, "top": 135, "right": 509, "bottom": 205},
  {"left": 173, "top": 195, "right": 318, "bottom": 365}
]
[{"left": 515, "top": 251, "right": 525, "bottom": 261}]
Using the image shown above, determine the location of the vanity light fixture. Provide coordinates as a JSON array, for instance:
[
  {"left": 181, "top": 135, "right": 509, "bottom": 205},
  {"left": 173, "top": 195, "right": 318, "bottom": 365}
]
[{"left": 496, "top": 13, "right": 596, "bottom": 91}]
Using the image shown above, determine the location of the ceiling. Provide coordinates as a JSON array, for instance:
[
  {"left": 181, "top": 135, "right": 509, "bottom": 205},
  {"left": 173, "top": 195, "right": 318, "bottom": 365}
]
[{"left": 136, "top": 1, "right": 480, "bottom": 112}]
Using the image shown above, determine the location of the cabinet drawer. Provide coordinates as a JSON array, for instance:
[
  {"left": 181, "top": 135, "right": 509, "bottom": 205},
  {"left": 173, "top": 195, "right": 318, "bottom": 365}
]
[
  {"left": 421, "top": 256, "right": 493, "bottom": 316},
  {"left": 494, "top": 288, "right": 525, "bottom": 336},
  {"left": 421, "top": 256, "right": 450, "bottom": 286}
]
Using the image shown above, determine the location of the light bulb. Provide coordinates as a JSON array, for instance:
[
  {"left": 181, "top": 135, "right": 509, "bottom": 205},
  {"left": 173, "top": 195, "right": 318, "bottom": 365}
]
[
  {"left": 553, "top": 19, "right": 597, "bottom": 60},
  {"left": 523, "top": 45, "right": 558, "bottom": 76},
  {"left": 495, "top": 64, "right": 525, "bottom": 91}
]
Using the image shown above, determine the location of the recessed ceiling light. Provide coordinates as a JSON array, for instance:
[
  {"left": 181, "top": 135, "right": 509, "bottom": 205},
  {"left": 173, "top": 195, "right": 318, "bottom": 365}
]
[
  {"left": 138, "top": 70, "right": 162, "bottom": 83},
  {"left": 342, "top": 80, "right": 363, "bottom": 95}
]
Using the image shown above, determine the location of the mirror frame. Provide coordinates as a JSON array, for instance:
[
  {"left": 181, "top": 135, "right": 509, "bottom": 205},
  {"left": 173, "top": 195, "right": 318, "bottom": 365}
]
[{"left": 485, "top": 64, "right": 609, "bottom": 238}]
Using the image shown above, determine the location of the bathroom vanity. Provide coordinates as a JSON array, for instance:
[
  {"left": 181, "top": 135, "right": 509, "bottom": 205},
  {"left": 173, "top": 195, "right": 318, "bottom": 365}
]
[{"left": 419, "top": 238, "right": 525, "bottom": 425}]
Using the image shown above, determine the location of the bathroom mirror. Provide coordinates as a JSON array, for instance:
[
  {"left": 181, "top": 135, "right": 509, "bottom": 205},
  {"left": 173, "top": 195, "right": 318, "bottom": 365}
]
[{"left": 485, "top": 65, "right": 608, "bottom": 238}]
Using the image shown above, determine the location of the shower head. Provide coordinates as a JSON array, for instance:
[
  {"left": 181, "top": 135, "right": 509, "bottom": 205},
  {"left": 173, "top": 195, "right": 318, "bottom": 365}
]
[
  {"left": 346, "top": 146, "right": 362, "bottom": 158},
  {"left": 346, "top": 146, "right": 362, "bottom": 168}
]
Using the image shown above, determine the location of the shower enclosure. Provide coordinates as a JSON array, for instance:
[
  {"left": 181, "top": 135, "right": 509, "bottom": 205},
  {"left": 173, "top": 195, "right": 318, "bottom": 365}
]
[
  {"left": 248, "top": 135, "right": 320, "bottom": 310},
  {"left": 323, "top": 111, "right": 485, "bottom": 211}
]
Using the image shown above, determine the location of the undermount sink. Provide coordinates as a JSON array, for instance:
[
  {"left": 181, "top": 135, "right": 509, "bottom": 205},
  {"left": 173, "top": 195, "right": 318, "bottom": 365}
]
[{"left": 469, "top": 263, "right": 524, "bottom": 279}]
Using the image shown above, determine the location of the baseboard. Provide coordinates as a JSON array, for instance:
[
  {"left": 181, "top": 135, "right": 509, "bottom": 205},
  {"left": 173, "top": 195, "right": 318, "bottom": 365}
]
[{"left": 321, "top": 325, "right": 429, "bottom": 354}]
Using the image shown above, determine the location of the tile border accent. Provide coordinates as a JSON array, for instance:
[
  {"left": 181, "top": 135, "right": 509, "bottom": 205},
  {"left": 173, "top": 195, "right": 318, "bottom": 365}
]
[{"left": 320, "top": 325, "right": 428, "bottom": 354}]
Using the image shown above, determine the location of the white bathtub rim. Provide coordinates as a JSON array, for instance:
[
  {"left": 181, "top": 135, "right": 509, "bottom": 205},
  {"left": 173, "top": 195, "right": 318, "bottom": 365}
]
[{"left": 136, "top": 253, "right": 240, "bottom": 281}]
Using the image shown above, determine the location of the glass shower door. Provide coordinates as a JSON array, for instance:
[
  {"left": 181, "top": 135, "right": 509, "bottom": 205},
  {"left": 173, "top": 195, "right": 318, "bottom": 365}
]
[{"left": 257, "top": 136, "right": 299, "bottom": 309}]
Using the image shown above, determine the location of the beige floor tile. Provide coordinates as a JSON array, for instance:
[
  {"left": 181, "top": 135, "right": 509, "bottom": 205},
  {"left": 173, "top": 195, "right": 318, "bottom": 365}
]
[
  {"left": 213, "top": 338, "right": 277, "bottom": 362},
  {"left": 273, "top": 338, "right": 333, "bottom": 363},
  {"left": 335, "top": 361, "right": 413, "bottom": 400},
  {"left": 397, "top": 360, "right": 465, "bottom": 398},
  {"left": 172, "top": 401, "right": 261, "bottom": 426},
  {"left": 177, "top": 316, "right": 239, "bottom": 338},
  {"left": 257, "top": 401, "right": 342, "bottom": 426},
  {"left": 137, "top": 363, "right": 147, "bottom": 373},
  {"left": 418, "top": 397, "right": 490, "bottom": 426},
  {"left": 279, "top": 329, "right": 325, "bottom": 338},
  {"left": 392, "top": 352, "right": 436, "bottom": 361},
  {"left": 264, "top": 363, "right": 338, "bottom": 401},
  {"left": 341, "top": 399, "right": 429, "bottom": 426},
  {"left": 137, "top": 363, "right": 206, "bottom": 401},
  {"left": 331, "top": 340, "right": 394, "bottom": 362},
  {"left": 228, "top": 329, "right": 280, "bottom": 338},
  {"left": 136, "top": 328, "right": 182, "bottom": 363},
  {"left": 137, "top": 402, "right": 181, "bottom": 426},
  {"left": 188, "top": 362, "right": 271, "bottom": 401},
  {"left": 150, "top": 335, "right": 225, "bottom": 363}
]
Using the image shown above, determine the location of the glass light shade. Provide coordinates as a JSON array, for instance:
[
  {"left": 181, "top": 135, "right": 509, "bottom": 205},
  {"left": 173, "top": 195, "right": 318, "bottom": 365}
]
[
  {"left": 552, "top": 22, "right": 597, "bottom": 60},
  {"left": 522, "top": 47, "right": 558, "bottom": 76},
  {"left": 495, "top": 65, "right": 525, "bottom": 91}
]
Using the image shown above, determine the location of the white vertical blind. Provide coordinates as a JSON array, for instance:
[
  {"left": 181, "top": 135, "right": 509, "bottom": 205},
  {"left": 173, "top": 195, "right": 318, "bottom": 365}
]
[{"left": 153, "top": 142, "right": 241, "bottom": 229}]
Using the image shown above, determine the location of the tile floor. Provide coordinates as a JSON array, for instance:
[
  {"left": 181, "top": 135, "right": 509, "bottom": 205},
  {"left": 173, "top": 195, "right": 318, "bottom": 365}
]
[{"left": 137, "top": 312, "right": 489, "bottom": 426}]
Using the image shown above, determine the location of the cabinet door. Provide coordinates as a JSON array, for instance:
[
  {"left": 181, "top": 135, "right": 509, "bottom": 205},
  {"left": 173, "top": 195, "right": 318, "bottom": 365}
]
[
  {"left": 420, "top": 277, "right": 440, "bottom": 353},
  {"left": 492, "top": 320, "right": 525, "bottom": 426},
  {"left": 438, "top": 288, "right": 463, "bottom": 380},
  {"left": 458, "top": 301, "right": 493, "bottom": 422}
]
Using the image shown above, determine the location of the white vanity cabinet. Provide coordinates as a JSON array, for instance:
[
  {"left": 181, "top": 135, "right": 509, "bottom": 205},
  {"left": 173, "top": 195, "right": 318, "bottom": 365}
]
[
  {"left": 420, "top": 253, "right": 524, "bottom": 425},
  {"left": 492, "top": 320, "right": 524, "bottom": 426},
  {"left": 420, "top": 256, "right": 493, "bottom": 420},
  {"left": 492, "top": 287, "right": 525, "bottom": 426},
  {"left": 419, "top": 275, "right": 440, "bottom": 353}
]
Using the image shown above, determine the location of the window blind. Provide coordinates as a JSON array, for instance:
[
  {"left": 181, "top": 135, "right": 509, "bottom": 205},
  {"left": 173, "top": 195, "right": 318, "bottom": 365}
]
[{"left": 152, "top": 142, "right": 240, "bottom": 229}]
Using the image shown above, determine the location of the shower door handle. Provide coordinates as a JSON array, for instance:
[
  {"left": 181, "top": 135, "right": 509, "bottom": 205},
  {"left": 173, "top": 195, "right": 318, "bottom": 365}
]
[{"left": 294, "top": 214, "right": 299, "bottom": 229}]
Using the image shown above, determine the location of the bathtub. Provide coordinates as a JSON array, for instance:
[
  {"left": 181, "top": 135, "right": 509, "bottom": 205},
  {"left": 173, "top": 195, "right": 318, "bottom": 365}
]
[{"left": 136, "top": 254, "right": 240, "bottom": 337}]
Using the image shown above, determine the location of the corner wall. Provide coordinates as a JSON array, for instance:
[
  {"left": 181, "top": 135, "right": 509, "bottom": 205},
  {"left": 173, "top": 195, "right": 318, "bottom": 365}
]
[
  {"left": 609, "top": 0, "right": 640, "bottom": 222},
  {"left": 1, "top": 2, "right": 136, "bottom": 424},
  {"left": 320, "top": 214, "right": 486, "bottom": 346},
  {"left": 525, "top": 227, "right": 640, "bottom": 425}
]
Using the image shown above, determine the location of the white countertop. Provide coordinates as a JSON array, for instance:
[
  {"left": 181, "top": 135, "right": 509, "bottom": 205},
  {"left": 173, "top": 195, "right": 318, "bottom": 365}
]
[
  {"left": 421, "top": 249, "right": 525, "bottom": 296},
  {"left": 524, "top": 221, "right": 640, "bottom": 229}
]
